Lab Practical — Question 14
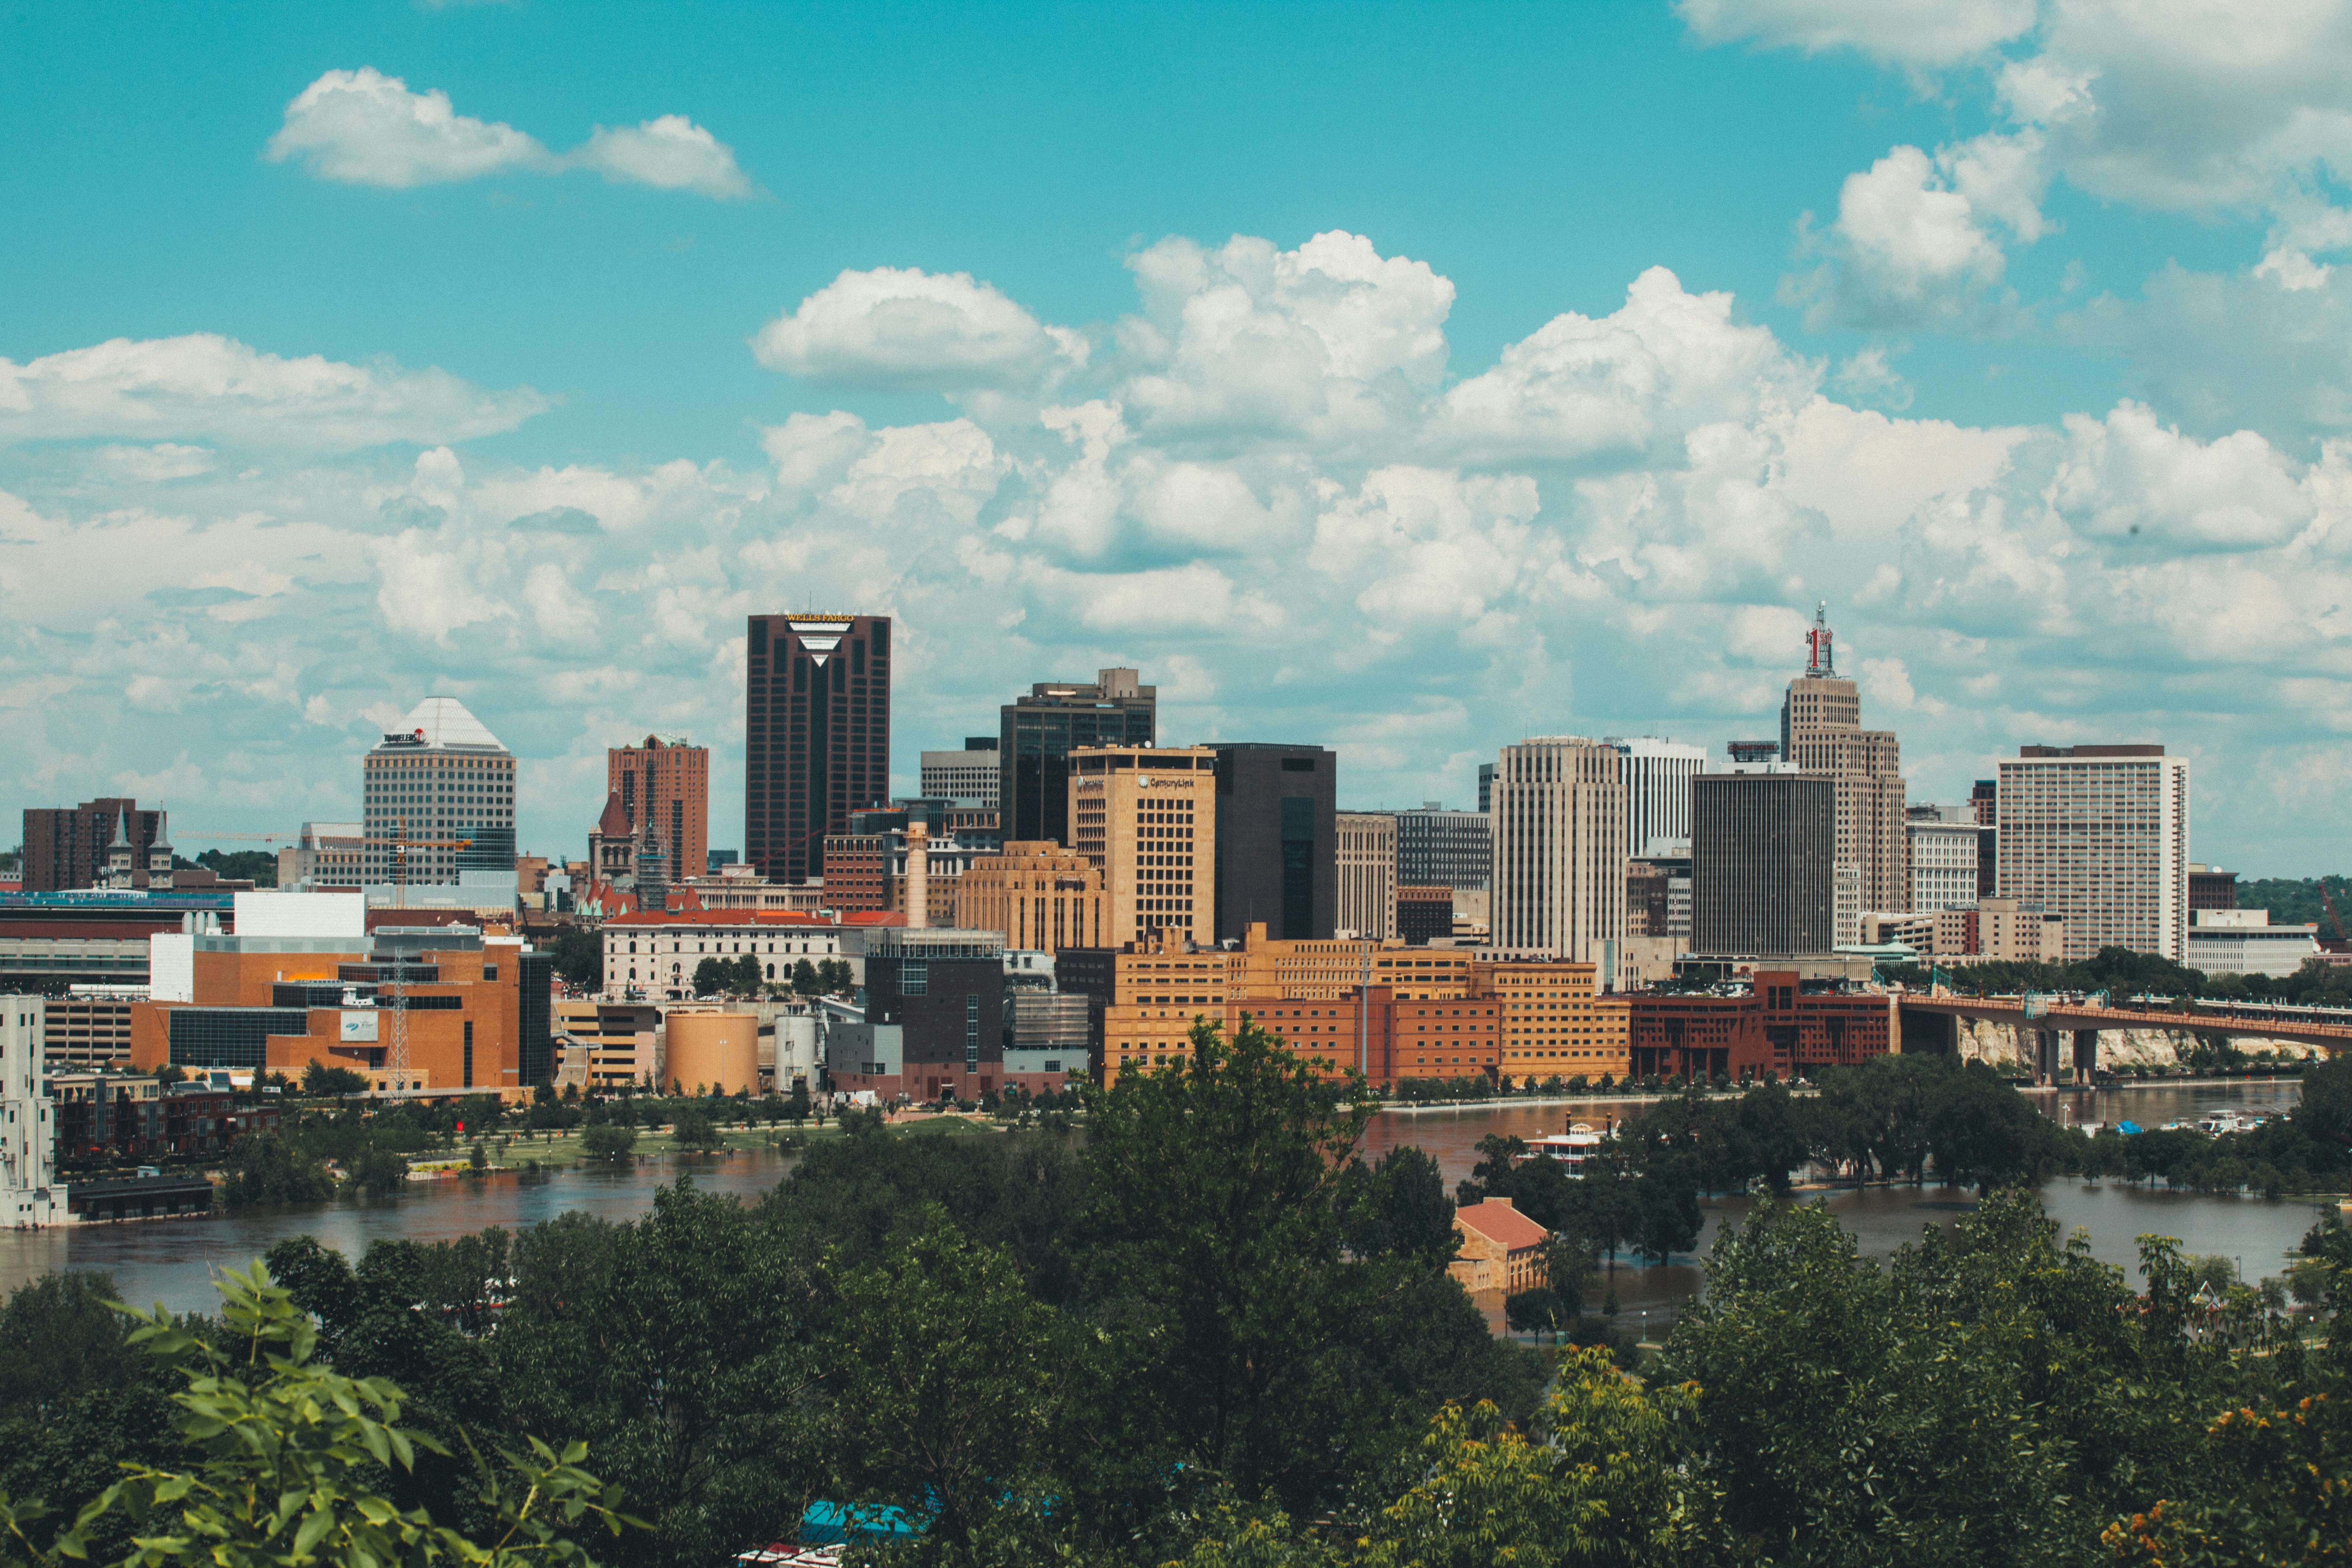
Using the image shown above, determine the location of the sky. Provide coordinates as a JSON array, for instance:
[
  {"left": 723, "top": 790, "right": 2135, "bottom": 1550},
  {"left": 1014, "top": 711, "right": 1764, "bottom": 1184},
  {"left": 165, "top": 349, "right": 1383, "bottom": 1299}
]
[{"left": 2, "top": 0, "right": 2349, "bottom": 876}]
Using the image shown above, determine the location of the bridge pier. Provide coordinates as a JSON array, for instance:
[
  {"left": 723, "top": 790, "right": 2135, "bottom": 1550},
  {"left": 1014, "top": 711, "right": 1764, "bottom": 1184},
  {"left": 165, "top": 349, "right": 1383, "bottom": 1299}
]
[{"left": 2073, "top": 1029, "right": 2099, "bottom": 1082}]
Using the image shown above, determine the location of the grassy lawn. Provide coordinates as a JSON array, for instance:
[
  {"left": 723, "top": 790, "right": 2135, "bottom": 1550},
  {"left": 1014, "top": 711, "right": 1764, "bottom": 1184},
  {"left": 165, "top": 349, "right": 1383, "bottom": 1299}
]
[{"left": 462, "top": 1113, "right": 1007, "bottom": 1171}]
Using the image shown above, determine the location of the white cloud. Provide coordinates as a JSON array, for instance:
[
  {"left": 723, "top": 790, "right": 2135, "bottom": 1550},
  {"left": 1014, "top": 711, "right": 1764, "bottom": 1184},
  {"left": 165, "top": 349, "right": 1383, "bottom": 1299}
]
[
  {"left": 573, "top": 115, "right": 750, "bottom": 199},
  {"left": 265, "top": 68, "right": 748, "bottom": 198},
  {"left": 2048, "top": 402, "right": 2314, "bottom": 552},
  {"left": 752, "top": 267, "right": 1086, "bottom": 392},
  {"left": 1675, "top": 0, "right": 2037, "bottom": 67},
  {"left": 0, "top": 334, "right": 544, "bottom": 451}
]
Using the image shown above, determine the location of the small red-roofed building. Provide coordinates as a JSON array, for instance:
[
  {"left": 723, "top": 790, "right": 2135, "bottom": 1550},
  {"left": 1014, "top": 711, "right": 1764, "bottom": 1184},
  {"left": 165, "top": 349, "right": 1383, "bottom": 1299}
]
[{"left": 1448, "top": 1197, "right": 1550, "bottom": 1295}]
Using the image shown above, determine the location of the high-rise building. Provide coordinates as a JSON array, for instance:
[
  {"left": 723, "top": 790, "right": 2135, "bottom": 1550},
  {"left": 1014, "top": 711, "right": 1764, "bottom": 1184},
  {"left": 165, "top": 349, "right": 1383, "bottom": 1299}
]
[
  {"left": 1069, "top": 745, "right": 1218, "bottom": 947},
  {"left": 1906, "top": 814, "right": 1988, "bottom": 913},
  {"left": 921, "top": 738, "right": 1002, "bottom": 807},
  {"left": 1477, "top": 764, "right": 1495, "bottom": 815},
  {"left": 1996, "top": 744, "right": 2190, "bottom": 962},
  {"left": 2189, "top": 865, "right": 2239, "bottom": 912},
  {"left": 745, "top": 614, "right": 892, "bottom": 885},
  {"left": 1970, "top": 779, "right": 1999, "bottom": 897},
  {"left": 1392, "top": 803, "right": 1490, "bottom": 890},
  {"left": 360, "top": 698, "right": 517, "bottom": 887},
  {"left": 957, "top": 841, "right": 1109, "bottom": 953},
  {"left": 1488, "top": 738, "right": 1627, "bottom": 967},
  {"left": 1000, "top": 669, "right": 1155, "bottom": 847},
  {"left": 1, "top": 995, "right": 60, "bottom": 1227},
  {"left": 1607, "top": 737, "right": 1706, "bottom": 857},
  {"left": 1336, "top": 812, "right": 1398, "bottom": 940},
  {"left": 1778, "top": 605, "right": 1905, "bottom": 932},
  {"left": 277, "top": 823, "right": 363, "bottom": 891},
  {"left": 21, "top": 799, "right": 163, "bottom": 893},
  {"left": 608, "top": 735, "right": 708, "bottom": 890},
  {"left": 1211, "top": 745, "right": 1337, "bottom": 943},
  {"left": 1691, "top": 772, "right": 1836, "bottom": 956}
]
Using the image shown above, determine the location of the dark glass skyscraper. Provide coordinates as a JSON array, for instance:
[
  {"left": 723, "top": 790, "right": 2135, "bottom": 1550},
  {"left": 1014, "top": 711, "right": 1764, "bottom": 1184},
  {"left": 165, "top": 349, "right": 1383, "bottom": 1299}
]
[
  {"left": 999, "top": 668, "right": 1155, "bottom": 846},
  {"left": 1211, "top": 743, "right": 1337, "bottom": 942},
  {"left": 745, "top": 614, "right": 891, "bottom": 885}
]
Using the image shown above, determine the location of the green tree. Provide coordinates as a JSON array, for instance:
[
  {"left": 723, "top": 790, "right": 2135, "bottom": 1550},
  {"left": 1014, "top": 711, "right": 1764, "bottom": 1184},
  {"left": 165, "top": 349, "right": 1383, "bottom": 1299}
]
[
  {"left": 824, "top": 1210, "right": 1070, "bottom": 1546},
  {"left": 790, "top": 959, "right": 820, "bottom": 998},
  {"left": 668, "top": 1104, "right": 721, "bottom": 1150},
  {"left": 730, "top": 955, "right": 765, "bottom": 995},
  {"left": 581, "top": 1124, "right": 636, "bottom": 1164},
  {"left": 219, "top": 1132, "right": 330, "bottom": 1208},
  {"left": 0, "top": 1261, "right": 634, "bottom": 1568},
  {"left": 689, "top": 957, "right": 731, "bottom": 997},
  {"left": 549, "top": 928, "right": 603, "bottom": 993},
  {"left": 299, "top": 1060, "right": 369, "bottom": 1097}
]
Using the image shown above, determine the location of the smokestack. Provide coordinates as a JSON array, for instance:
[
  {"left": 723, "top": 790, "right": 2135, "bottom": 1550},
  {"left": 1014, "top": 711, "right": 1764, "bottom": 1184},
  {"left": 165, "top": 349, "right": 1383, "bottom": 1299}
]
[{"left": 907, "top": 821, "right": 929, "bottom": 929}]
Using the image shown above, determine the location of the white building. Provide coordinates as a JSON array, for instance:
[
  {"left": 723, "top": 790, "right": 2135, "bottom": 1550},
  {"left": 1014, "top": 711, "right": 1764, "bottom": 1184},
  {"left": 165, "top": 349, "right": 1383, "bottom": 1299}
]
[
  {"left": 1996, "top": 745, "right": 2189, "bottom": 963},
  {"left": 1335, "top": 811, "right": 1398, "bottom": 940},
  {"left": 2188, "top": 910, "right": 2321, "bottom": 978},
  {"left": 1606, "top": 737, "right": 1707, "bottom": 860},
  {"left": 361, "top": 698, "right": 517, "bottom": 889},
  {"left": 1908, "top": 818, "right": 1987, "bottom": 913},
  {"left": 1488, "top": 737, "right": 1627, "bottom": 970},
  {"left": 919, "top": 743, "right": 1001, "bottom": 808},
  {"left": 2, "top": 995, "right": 60, "bottom": 1227},
  {"left": 600, "top": 909, "right": 863, "bottom": 1001}
]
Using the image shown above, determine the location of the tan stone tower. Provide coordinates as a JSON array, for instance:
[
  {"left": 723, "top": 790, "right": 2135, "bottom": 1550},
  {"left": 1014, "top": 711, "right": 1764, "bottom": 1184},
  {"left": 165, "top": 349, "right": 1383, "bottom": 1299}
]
[{"left": 1779, "top": 604, "right": 1905, "bottom": 937}]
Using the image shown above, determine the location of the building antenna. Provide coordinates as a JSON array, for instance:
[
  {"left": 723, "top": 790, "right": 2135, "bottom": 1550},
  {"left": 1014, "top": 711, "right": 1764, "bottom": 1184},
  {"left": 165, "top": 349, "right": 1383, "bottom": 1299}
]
[{"left": 1805, "top": 601, "right": 1835, "bottom": 678}]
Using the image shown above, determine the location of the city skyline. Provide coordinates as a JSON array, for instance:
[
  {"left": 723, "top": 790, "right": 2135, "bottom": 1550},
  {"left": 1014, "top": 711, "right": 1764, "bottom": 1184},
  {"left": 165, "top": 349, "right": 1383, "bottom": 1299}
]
[{"left": 4, "top": 5, "right": 2348, "bottom": 875}]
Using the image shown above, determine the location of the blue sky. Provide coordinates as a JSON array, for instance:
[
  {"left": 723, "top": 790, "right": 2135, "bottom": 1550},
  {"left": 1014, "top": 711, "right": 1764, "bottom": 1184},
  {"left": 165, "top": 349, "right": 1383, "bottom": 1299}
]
[{"left": 3, "top": 0, "right": 2349, "bottom": 876}]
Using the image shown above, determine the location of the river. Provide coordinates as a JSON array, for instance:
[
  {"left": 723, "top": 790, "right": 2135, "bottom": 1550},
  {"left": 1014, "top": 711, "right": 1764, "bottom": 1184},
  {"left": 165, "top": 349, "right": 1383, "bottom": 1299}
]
[{"left": 1, "top": 1080, "right": 2324, "bottom": 1322}]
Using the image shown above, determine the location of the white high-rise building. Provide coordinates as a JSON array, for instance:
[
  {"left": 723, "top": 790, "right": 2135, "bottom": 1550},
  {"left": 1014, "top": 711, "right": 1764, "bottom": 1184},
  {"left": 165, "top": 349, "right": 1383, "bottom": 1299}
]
[
  {"left": 2, "top": 995, "right": 59, "bottom": 1228},
  {"left": 919, "top": 740, "right": 1001, "bottom": 808},
  {"left": 1606, "top": 737, "right": 1706, "bottom": 858},
  {"left": 1335, "top": 811, "right": 1398, "bottom": 940},
  {"left": 361, "top": 698, "right": 517, "bottom": 888},
  {"left": 1907, "top": 817, "right": 1987, "bottom": 913},
  {"left": 1488, "top": 738, "right": 1627, "bottom": 970},
  {"left": 1996, "top": 745, "right": 2190, "bottom": 963}
]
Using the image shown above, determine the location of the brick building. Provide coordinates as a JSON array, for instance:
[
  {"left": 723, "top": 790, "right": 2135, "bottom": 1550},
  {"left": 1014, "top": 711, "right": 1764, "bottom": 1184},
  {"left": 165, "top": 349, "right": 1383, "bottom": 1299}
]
[
  {"left": 1449, "top": 1198, "right": 1550, "bottom": 1295},
  {"left": 1625, "top": 972, "right": 1890, "bottom": 1082},
  {"left": 22, "top": 800, "right": 164, "bottom": 893}
]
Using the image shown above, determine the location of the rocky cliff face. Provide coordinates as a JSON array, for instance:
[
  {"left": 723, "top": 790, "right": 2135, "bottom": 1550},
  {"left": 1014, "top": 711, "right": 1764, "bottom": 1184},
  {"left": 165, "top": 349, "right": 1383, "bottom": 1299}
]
[{"left": 1947, "top": 1015, "right": 2319, "bottom": 1071}]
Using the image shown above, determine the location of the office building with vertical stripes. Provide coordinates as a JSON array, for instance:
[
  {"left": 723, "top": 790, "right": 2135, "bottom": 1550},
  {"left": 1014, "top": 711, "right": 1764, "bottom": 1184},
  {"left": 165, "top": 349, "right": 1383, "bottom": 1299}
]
[{"left": 744, "top": 614, "right": 891, "bottom": 886}]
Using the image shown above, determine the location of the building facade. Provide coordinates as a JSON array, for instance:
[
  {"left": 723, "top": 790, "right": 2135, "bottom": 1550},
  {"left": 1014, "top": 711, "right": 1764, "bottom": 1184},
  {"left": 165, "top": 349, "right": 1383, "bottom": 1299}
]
[
  {"left": 22, "top": 800, "right": 163, "bottom": 894},
  {"left": 1970, "top": 779, "right": 1999, "bottom": 897},
  {"left": 1211, "top": 744, "right": 1338, "bottom": 944},
  {"left": 1487, "top": 960, "right": 1628, "bottom": 1083},
  {"left": 1335, "top": 812, "right": 1398, "bottom": 940},
  {"left": 2, "top": 996, "right": 59, "bottom": 1226},
  {"left": 956, "top": 841, "right": 1110, "bottom": 953},
  {"left": 278, "top": 822, "right": 364, "bottom": 891},
  {"left": 2189, "top": 865, "right": 2239, "bottom": 913},
  {"left": 1392, "top": 804, "right": 1489, "bottom": 891},
  {"left": 1626, "top": 974, "right": 1891, "bottom": 1083},
  {"left": 1779, "top": 608, "right": 1906, "bottom": 930},
  {"left": 2188, "top": 910, "right": 2319, "bottom": 977},
  {"left": 1488, "top": 738, "right": 1627, "bottom": 966},
  {"left": 1607, "top": 736, "right": 1706, "bottom": 857},
  {"left": 1908, "top": 817, "right": 1987, "bottom": 913},
  {"left": 745, "top": 614, "right": 892, "bottom": 886},
  {"left": 1692, "top": 772, "right": 1836, "bottom": 957},
  {"left": 1996, "top": 744, "right": 2190, "bottom": 963},
  {"left": 1000, "top": 668, "right": 1155, "bottom": 847},
  {"left": 920, "top": 738, "right": 1002, "bottom": 807},
  {"left": 1069, "top": 745, "right": 1218, "bottom": 948},
  {"left": 1396, "top": 885, "right": 1455, "bottom": 945},
  {"left": 609, "top": 735, "right": 709, "bottom": 890},
  {"left": 361, "top": 698, "right": 518, "bottom": 887}
]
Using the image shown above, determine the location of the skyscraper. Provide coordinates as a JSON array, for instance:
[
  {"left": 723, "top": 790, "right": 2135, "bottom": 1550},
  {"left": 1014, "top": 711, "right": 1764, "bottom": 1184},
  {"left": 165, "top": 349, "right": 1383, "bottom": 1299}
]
[
  {"left": 1068, "top": 744, "right": 1218, "bottom": 946},
  {"left": 21, "top": 799, "right": 162, "bottom": 892},
  {"left": 1778, "top": 605, "right": 1905, "bottom": 933},
  {"left": 1000, "top": 669, "right": 1156, "bottom": 847},
  {"left": 1488, "top": 737, "right": 1627, "bottom": 966},
  {"left": 360, "top": 698, "right": 516, "bottom": 887},
  {"left": 1691, "top": 772, "right": 1836, "bottom": 956},
  {"left": 608, "top": 735, "right": 708, "bottom": 887},
  {"left": 921, "top": 738, "right": 1001, "bottom": 807},
  {"left": 1391, "top": 803, "right": 1490, "bottom": 891},
  {"left": 1210, "top": 744, "right": 1338, "bottom": 943},
  {"left": 745, "top": 614, "right": 892, "bottom": 886},
  {"left": 1335, "top": 811, "right": 1398, "bottom": 940},
  {"left": 1606, "top": 736, "right": 1706, "bottom": 856},
  {"left": 1996, "top": 744, "right": 2189, "bottom": 962}
]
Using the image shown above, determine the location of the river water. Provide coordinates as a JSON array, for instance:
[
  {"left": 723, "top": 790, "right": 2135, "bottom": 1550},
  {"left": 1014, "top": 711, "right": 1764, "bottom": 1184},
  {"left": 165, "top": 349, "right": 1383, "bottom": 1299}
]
[{"left": 2, "top": 1081, "right": 2324, "bottom": 1322}]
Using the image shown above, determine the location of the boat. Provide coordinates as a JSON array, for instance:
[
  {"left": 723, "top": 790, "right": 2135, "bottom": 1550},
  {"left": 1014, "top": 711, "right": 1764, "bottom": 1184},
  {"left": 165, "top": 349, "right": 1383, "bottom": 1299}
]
[{"left": 1522, "top": 1123, "right": 1605, "bottom": 1177}]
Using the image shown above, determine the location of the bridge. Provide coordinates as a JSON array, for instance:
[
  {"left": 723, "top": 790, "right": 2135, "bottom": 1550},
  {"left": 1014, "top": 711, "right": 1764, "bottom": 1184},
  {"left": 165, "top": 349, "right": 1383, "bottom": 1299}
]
[{"left": 1896, "top": 993, "right": 2352, "bottom": 1084}]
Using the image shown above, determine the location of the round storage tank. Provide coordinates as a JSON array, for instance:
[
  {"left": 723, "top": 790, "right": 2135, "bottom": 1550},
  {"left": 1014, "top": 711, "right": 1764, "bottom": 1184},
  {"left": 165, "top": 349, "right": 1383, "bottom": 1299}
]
[{"left": 664, "top": 1011, "right": 760, "bottom": 1096}]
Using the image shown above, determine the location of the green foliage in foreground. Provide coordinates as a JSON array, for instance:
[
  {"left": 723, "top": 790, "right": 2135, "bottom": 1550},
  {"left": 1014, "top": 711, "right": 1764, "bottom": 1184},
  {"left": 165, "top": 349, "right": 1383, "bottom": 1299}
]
[{"left": 17, "top": 1014, "right": 2352, "bottom": 1566}]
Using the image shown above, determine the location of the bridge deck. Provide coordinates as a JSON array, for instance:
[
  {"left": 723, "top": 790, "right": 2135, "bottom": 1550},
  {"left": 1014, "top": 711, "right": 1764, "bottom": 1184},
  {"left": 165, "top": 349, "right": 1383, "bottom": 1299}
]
[{"left": 1900, "top": 996, "right": 2352, "bottom": 1051}]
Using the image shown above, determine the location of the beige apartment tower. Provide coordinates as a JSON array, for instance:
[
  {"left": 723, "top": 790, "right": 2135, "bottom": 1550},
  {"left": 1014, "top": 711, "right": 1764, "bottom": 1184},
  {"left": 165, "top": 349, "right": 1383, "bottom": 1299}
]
[
  {"left": 957, "top": 841, "right": 1110, "bottom": 953},
  {"left": 1779, "top": 605, "right": 1905, "bottom": 935},
  {"left": 1488, "top": 737, "right": 1628, "bottom": 969},
  {"left": 1069, "top": 745, "right": 1219, "bottom": 947},
  {"left": 1996, "top": 744, "right": 2189, "bottom": 962},
  {"left": 1336, "top": 812, "right": 1398, "bottom": 940}
]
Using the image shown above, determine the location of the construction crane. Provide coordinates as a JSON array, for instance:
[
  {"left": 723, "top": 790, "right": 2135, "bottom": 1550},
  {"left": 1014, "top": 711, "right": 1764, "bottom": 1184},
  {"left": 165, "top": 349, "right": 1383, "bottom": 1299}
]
[
  {"left": 175, "top": 832, "right": 287, "bottom": 841},
  {"left": 2324, "top": 881, "right": 2350, "bottom": 952},
  {"left": 353, "top": 823, "right": 473, "bottom": 1094}
]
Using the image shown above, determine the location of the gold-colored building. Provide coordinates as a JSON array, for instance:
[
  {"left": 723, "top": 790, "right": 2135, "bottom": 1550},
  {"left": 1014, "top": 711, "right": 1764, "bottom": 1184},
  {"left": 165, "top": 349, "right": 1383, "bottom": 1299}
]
[
  {"left": 1481, "top": 960, "right": 1630, "bottom": 1083},
  {"left": 956, "top": 841, "right": 1109, "bottom": 952},
  {"left": 1069, "top": 745, "right": 1217, "bottom": 948}
]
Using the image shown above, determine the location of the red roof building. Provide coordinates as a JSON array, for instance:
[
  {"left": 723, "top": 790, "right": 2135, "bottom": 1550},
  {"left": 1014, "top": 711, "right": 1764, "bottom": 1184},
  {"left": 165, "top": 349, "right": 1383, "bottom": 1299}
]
[{"left": 1448, "top": 1197, "right": 1550, "bottom": 1295}]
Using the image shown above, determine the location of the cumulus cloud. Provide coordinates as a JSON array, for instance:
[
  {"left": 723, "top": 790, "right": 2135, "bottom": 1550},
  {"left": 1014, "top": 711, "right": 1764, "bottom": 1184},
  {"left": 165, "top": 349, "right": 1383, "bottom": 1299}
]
[
  {"left": 0, "top": 333, "right": 545, "bottom": 451},
  {"left": 1675, "top": 0, "right": 2037, "bottom": 67},
  {"left": 265, "top": 68, "right": 748, "bottom": 198},
  {"left": 751, "top": 267, "right": 1086, "bottom": 392},
  {"left": 9, "top": 230, "right": 2352, "bottom": 868}
]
